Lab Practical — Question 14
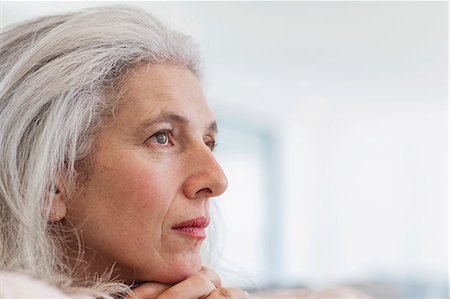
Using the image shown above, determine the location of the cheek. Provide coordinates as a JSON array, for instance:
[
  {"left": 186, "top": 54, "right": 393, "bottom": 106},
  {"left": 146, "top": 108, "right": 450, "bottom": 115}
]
[
  {"left": 80, "top": 158, "right": 165, "bottom": 253},
  {"left": 72, "top": 150, "right": 198, "bottom": 282},
  {"left": 97, "top": 156, "right": 174, "bottom": 219}
]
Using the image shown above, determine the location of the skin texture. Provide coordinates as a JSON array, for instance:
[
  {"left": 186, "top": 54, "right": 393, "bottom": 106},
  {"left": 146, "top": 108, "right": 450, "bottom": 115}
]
[
  {"left": 126, "top": 267, "right": 250, "bottom": 299},
  {"left": 62, "top": 63, "right": 228, "bottom": 284}
]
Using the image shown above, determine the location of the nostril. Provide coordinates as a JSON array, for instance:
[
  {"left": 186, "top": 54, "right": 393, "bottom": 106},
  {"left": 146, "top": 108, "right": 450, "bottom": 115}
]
[{"left": 196, "top": 188, "right": 212, "bottom": 196}]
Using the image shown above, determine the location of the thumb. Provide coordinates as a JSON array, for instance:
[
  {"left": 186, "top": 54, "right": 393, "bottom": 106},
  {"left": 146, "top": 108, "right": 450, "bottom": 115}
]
[{"left": 125, "top": 282, "right": 172, "bottom": 299}]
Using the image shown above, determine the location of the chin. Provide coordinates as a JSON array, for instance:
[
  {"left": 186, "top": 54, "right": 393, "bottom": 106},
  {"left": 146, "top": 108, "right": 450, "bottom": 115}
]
[{"left": 137, "top": 256, "right": 203, "bottom": 284}]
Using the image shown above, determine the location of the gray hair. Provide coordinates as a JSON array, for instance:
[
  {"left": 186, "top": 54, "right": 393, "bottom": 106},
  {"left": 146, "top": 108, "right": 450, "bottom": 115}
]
[{"left": 0, "top": 5, "right": 200, "bottom": 297}]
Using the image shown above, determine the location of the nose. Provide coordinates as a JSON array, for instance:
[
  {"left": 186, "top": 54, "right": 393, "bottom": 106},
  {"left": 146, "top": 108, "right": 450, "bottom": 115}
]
[{"left": 183, "top": 144, "right": 228, "bottom": 199}]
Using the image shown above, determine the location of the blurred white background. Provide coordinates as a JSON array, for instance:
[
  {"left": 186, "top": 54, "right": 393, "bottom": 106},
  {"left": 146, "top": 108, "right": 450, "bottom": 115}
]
[{"left": 1, "top": 2, "right": 448, "bottom": 298}]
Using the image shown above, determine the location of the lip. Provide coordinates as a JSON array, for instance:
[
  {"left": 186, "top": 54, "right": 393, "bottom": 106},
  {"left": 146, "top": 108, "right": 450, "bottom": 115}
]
[{"left": 171, "top": 217, "right": 209, "bottom": 239}]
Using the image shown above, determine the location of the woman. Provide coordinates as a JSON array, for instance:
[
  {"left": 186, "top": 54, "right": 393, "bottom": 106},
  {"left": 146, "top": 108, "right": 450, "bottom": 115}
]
[{"left": 0, "top": 5, "right": 248, "bottom": 299}]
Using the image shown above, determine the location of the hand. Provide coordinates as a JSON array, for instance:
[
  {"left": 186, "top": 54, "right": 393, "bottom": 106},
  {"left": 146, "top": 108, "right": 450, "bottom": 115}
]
[{"left": 125, "top": 267, "right": 249, "bottom": 299}]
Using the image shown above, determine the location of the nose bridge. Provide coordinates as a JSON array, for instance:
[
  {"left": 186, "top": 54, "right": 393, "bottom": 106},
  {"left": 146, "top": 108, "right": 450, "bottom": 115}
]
[{"left": 184, "top": 142, "right": 228, "bottom": 199}]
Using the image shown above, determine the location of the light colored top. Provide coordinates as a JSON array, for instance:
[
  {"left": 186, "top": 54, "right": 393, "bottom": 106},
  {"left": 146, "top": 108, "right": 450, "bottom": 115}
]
[
  {"left": 0, "top": 271, "right": 372, "bottom": 299},
  {"left": 0, "top": 271, "right": 70, "bottom": 299}
]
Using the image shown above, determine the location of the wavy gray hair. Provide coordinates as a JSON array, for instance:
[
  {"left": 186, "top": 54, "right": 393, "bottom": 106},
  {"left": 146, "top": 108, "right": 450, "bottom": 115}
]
[{"left": 0, "top": 5, "right": 200, "bottom": 297}]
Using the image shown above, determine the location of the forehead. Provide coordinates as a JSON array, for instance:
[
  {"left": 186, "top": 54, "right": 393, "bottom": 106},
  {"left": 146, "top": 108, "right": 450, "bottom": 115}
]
[{"left": 115, "top": 63, "right": 215, "bottom": 128}]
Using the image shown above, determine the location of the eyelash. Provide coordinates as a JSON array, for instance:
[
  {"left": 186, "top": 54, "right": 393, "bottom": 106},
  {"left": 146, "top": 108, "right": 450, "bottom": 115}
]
[{"left": 146, "top": 129, "right": 217, "bottom": 152}]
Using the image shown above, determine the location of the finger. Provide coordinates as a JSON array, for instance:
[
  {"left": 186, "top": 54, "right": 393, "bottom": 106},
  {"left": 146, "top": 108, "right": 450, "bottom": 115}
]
[
  {"left": 199, "top": 267, "right": 222, "bottom": 288},
  {"left": 157, "top": 271, "right": 217, "bottom": 299},
  {"left": 206, "top": 288, "right": 250, "bottom": 299},
  {"left": 125, "top": 282, "right": 172, "bottom": 299}
]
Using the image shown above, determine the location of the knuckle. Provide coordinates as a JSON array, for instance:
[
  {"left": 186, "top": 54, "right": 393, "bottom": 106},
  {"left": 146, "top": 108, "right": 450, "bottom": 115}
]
[
  {"left": 162, "top": 287, "right": 181, "bottom": 299},
  {"left": 216, "top": 288, "right": 234, "bottom": 299},
  {"left": 215, "top": 288, "right": 249, "bottom": 299},
  {"left": 130, "top": 282, "right": 171, "bottom": 299},
  {"left": 193, "top": 272, "right": 211, "bottom": 286},
  {"left": 199, "top": 267, "right": 215, "bottom": 278},
  {"left": 199, "top": 268, "right": 221, "bottom": 287}
]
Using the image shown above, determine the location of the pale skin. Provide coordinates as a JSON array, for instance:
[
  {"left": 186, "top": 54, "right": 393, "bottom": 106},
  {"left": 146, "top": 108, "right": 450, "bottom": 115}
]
[{"left": 50, "top": 63, "right": 248, "bottom": 299}]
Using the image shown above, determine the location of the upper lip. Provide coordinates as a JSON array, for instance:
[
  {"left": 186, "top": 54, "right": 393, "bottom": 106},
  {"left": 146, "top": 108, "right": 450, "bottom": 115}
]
[{"left": 171, "top": 217, "right": 210, "bottom": 229}]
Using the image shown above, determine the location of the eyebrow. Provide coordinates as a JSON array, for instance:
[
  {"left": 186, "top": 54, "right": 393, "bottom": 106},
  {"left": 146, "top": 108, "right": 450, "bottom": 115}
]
[{"left": 139, "top": 111, "right": 218, "bottom": 134}]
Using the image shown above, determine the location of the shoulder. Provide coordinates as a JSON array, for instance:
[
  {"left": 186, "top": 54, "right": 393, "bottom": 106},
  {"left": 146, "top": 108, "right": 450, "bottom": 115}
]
[{"left": 0, "top": 271, "right": 70, "bottom": 298}]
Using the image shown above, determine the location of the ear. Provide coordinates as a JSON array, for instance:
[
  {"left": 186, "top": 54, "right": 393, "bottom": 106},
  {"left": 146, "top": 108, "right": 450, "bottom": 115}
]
[{"left": 48, "top": 185, "right": 67, "bottom": 223}]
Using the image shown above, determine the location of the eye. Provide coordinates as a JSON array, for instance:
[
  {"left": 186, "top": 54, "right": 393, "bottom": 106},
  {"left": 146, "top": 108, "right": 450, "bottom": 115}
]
[
  {"left": 147, "top": 129, "right": 173, "bottom": 147},
  {"left": 204, "top": 137, "right": 217, "bottom": 151},
  {"left": 155, "top": 132, "right": 168, "bottom": 145}
]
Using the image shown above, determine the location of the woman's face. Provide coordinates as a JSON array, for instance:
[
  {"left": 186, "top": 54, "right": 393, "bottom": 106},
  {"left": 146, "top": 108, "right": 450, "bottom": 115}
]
[{"left": 65, "top": 63, "right": 227, "bottom": 284}]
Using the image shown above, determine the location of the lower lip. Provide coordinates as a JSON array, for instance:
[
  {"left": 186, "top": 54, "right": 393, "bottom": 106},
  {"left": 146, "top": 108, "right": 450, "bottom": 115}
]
[{"left": 172, "top": 227, "right": 206, "bottom": 239}]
